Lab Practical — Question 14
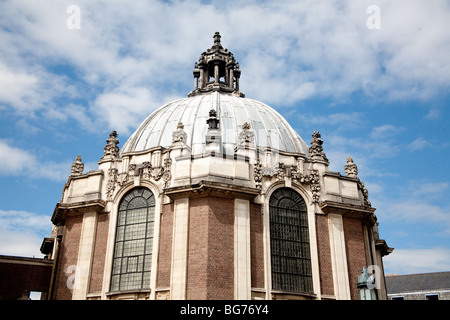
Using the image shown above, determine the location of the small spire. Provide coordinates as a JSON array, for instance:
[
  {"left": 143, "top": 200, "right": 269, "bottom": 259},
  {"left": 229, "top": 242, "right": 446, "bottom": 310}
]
[{"left": 212, "top": 31, "right": 222, "bottom": 49}]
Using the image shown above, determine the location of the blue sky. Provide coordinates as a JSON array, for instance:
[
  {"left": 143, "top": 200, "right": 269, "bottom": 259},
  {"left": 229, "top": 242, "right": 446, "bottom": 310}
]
[{"left": 0, "top": 0, "right": 449, "bottom": 275}]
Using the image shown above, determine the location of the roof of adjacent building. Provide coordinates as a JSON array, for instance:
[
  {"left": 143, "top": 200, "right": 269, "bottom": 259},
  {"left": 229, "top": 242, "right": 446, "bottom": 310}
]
[{"left": 386, "top": 272, "right": 450, "bottom": 294}]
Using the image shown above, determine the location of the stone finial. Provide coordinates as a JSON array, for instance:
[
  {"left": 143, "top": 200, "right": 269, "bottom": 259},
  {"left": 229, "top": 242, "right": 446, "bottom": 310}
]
[
  {"left": 238, "top": 122, "right": 255, "bottom": 146},
  {"left": 344, "top": 156, "right": 358, "bottom": 178},
  {"left": 188, "top": 32, "right": 245, "bottom": 97},
  {"left": 172, "top": 121, "right": 187, "bottom": 144},
  {"left": 102, "top": 130, "right": 120, "bottom": 160},
  {"left": 71, "top": 155, "right": 84, "bottom": 176},
  {"left": 206, "top": 109, "right": 220, "bottom": 130},
  {"left": 309, "top": 131, "right": 328, "bottom": 162}
]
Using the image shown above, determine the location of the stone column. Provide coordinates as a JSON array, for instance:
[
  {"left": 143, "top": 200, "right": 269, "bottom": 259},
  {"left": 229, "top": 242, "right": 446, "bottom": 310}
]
[
  {"left": 214, "top": 63, "right": 219, "bottom": 84},
  {"left": 72, "top": 211, "right": 98, "bottom": 300},
  {"left": 234, "top": 199, "right": 251, "bottom": 300},
  {"left": 328, "top": 213, "right": 351, "bottom": 300},
  {"left": 170, "top": 198, "right": 189, "bottom": 300}
]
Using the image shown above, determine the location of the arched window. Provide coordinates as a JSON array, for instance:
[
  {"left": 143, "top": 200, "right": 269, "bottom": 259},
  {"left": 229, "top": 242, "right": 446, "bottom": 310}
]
[
  {"left": 269, "top": 188, "right": 313, "bottom": 293},
  {"left": 110, "top": 188, "right": 155, "bottom": 292}
]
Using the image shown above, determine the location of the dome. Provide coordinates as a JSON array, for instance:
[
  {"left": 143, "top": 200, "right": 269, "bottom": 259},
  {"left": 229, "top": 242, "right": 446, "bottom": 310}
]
[
  {"left": 121, "top": 92, "right": 308, "bottom": 156},
  {"left": 121, "top": 32, "right": 309, "bottom": 157}
]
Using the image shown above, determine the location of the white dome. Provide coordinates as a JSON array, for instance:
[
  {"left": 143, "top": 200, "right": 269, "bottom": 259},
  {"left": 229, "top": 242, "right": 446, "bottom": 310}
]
[{"left": 121, "top": 92, "right": 308, "bottom": 156}]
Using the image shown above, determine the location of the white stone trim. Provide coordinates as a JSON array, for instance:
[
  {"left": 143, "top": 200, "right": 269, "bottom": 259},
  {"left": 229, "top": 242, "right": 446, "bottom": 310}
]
[
  {"left": 234, "top": 198, "right": 251, "bottom": 300},
  {"left": 328, "top": 213, "right": 351, "bottom": 300},
  {"left": 170, "top": 198, "right": 189, "bottom": 300},
  {"left": 73, "top": 211, "right": 97, "bottom": 300}
]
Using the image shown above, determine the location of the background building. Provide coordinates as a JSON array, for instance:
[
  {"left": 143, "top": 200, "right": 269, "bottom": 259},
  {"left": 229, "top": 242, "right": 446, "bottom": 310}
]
[
  {"left": 0, "top": 255, "right": 52, "bottom": 300},
  {"left": 41, "top": 33, "right": 392, "bottom": 300},
  {"left": 386, "top": 272, "right": 450, "bottom": 300}
]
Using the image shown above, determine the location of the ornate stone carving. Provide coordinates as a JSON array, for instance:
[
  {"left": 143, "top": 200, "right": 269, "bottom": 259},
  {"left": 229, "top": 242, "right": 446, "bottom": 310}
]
[
  {"left": 358, "top": 180, "right": 371, "bottom": 207},
  {"left": 172, "top": 122, "right": 187, "bottom": 144},
  {"left": 309, "top": 131, "right": 328, "bottom": 162},
  {"left": 253, "top": 159, "right": 321, "bottom": 203},
  {"left": 70, "top": 155, "right": 84, "bottom": 176},
  {"left": 254, "top": 159, "right": 263, "bottom": 189},
  {"left": 102, "top": 131, "right": 120, "bottom": 160},
  {"left": 344, "top": 157, "right": 358, "bottom": 178},
  {"left": 162, "top": 158, "right": 172, "bottom": 188},
  {"left": 106, "top": 157, "right": 173, "bottom": 201},
  {"left": 106, "top": 168, "right": 118, "bottom": 201},
  {"left": 343, "top": 157, "right": 371, "bottom": 207},
  {"left": 238, "top": 122, "right": 255, "bottom": 147},
  {"left": 290, "top": 166, "right": 321, "bottom": 203}
]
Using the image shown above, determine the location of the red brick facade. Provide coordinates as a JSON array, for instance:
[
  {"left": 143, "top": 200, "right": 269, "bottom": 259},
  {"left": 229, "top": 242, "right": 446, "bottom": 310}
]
[
  {"left": 88, "top": 212, "right": 109, "bottom": 294},
  {"left": 315, "top": 214, "right": 334, "bottom": 297},
  {"left": 48, "top": 190, "right": 378, "bottom": 300},
  {"left": 53, "top": 214, "right": 83, "bottom": 300},
  {"left": 187, "top": 196, "right": 234, "bottom": 299},
  {"left": 157, "top": 203, "right": 174, "bottom": 289},
  {"left": 343, "top": 216, "right": 368, "bottom": 300},
  {"left": 250, "top": 203, "right": 264, "bottom": 289}
]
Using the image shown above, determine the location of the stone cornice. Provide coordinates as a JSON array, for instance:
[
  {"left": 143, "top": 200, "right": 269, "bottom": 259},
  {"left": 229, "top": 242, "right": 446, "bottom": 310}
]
[
  {"left": 51, "top": 199, "right": 106, "bottom": 225},
  {"left": 164, "top": 180, "right": 260, "bottom": 200},
  {"left": 319, "top": 200, "right": 377, "bottom": 224}
]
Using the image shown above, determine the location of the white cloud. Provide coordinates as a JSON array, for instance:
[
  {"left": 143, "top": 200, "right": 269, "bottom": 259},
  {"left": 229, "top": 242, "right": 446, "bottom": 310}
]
[
  {"left": 0, "top": 139, "right": 70, "bottom": 181},
  {"left": 0, "top": 139, "right": 35, "bottom": 175},
  {"left": 408, "top": 137, "right": 429, "bottom": 152},
  {"left": 0, "top": 210, "right": 52, "bottom": 257},
  {"left": 1, "top": 0, "right": 449, "bottom": 133},
  {"left": 383, "top": 248, "right": 450, "bottom": 274}
]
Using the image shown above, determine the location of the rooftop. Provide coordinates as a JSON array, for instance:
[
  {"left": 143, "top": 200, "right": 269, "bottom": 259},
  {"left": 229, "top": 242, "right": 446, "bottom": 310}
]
[{"left": 386, "top": 272, "right": 450, "bottom": 294}]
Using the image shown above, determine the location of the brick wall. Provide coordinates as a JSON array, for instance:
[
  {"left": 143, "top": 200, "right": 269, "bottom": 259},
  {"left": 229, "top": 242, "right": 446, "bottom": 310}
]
[
  {"left": 187, "top": 196, "right": 234, "bottom": 299},
  {"left": 156, "top": 203, "right": 173, "bottom": 288},
  {"left": 0, "top": 257, "right": 52, "bottom": 300},
  {"left": 88, "top": 212, "right": 109, "bottom": 294},
  {"left": 343, "top": 216, "right": 368, "bottom": 300},
  {"left": 250, "top": 203, "right": 264, "bottom": 289},
  {"left": 315, "top": 214, "right": 334, "bottom": 297},
  {"left": 54, "top": 214, "right": 83, "bottom": 300}
]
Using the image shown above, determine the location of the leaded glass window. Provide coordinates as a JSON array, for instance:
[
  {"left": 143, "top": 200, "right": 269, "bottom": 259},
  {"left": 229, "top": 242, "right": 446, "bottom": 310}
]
[
  {"left": 110, "top": 188, "right": 155, "bottom": 292},
  {"left": 269, "top": 188, "right": 313, "bottom": 293}
]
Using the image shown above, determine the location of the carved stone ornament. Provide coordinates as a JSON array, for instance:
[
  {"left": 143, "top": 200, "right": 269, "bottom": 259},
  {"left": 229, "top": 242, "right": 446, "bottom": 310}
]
[
  {"left": 309, "top": 131, "right": 328, "bottom": 162},
  {"left": 358, "top": 180, "right": 371, "bottom": 207},
  {"left": 290, "top": 166, "right": 321, "bottom": 203},
  {"left": 344, "top": 157, "right": 358, "bottom": 178},
  {"left": 253, "top": 159, "right": 321, "bottom": 203},
  {"left": 70, "top": 155, "right": 84, "bottom": 176},
  {"left": 343, "top": 157, "right": 371, "bottom": 207},
  {"left": 238, "top": 122, "right": 255, "bottom": 146},
  {"left": 102, "top": 131, "right": 120, "bottom": 160},
  {"left": 106, "top": 157, "right": 172, "bottom": 201},
  {"left": 172, "top": 122, "right": 187, "bottom": 144}
]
